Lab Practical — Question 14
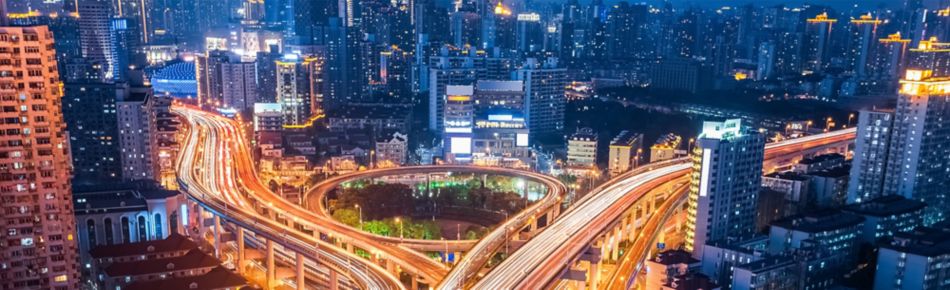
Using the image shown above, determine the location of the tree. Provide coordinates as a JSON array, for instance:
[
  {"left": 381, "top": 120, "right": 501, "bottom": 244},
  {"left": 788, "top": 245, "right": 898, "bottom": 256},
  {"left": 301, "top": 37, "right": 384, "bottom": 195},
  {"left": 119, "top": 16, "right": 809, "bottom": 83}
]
[
  {"left": 332, "top": 208, "right": 360, "bottom": 227},
  {"left": 362, "top": 221, "right": 392, "bottom": 236}
]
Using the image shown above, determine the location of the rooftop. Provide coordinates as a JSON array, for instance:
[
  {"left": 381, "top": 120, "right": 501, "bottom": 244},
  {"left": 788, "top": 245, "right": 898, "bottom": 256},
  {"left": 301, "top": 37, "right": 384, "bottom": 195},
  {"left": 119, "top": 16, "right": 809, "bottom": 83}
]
[
  {"left": 124, "top": 267, "right": 247, "bottom": 290},
  {"left": 736, "top": 255, "right": 796, "bottom": 274},
  {"left": 326, "top": 103, "right": 411, "bottom": 120},
  {"left": 610, "top": 130, "right": 643, "bottom": 147},
  {"left": 798, "top": 153, "right": 845, "bottom": 165},
  {"left": 90, "top": 233, "right": 197, "bottom": 259},
  {"left": 651, "top": 249, "right": 699, "bottom": 266},
  {"left": 764, "top": 171, "right": 810, "bottom": 181},
  {"left": 881, "top": 225, "right": 950, "bottom": 257},
  {"left": 842, "top": 195, "right": 927, "bottom": 217},
  {"left": 570, "top": 128, "right": 597, "bottom": 141},
  {"left": 74, "top": 182, "right": 178, "bottom": 214},
  {"left": 103, "top": 249, "right": 220, "bottom": 277},
  {"left": 771, "top": 210, "right": 865, "bottom": 233},
  {"left": 668, "top": 273, "right": 719, "bottom": 290},
  {"left": 808, "top": 165, "right": 851, "bottom": 178}
]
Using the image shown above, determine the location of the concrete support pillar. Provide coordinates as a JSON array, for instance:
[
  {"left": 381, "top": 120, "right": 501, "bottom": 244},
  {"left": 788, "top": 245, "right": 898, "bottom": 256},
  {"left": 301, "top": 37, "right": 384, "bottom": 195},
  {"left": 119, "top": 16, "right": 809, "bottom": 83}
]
[
  {"left": 213, "top": 215, "right": 221, "bottom": 258},
  {"left": 295, "top": 252, "right": 305, "bottom": 290},
  {"left": 386, "top": 259, "right": 396, "bottom": 275},
  {"left": 627, "top": 215, "right": 637, "bottom": 241},
  {"left": 611, "top": 227, "right": 621, "bottom": 261},
  {"left": 329, "top": 270, "right": 339, "bottom": 290},
  {"left": 266, "top": 239, "right": 276, "bottom": 289},
  {"left": 453, "top": 252, "right": 462, "bottom": 264},
  {"left": 587, "top": 260, "right": 600, "bottom": 289},
  {"left": 346, "top": 243, "right": 354, "bottom": 253},
  {"left": 236, "top": 228, "right": 245, "bottom": 274},
  {"left": 195, "top": 206, "right": 205, "bottom": 236},
  {"left": 411, "top": 277, "right": 419, "bottom": 290}
]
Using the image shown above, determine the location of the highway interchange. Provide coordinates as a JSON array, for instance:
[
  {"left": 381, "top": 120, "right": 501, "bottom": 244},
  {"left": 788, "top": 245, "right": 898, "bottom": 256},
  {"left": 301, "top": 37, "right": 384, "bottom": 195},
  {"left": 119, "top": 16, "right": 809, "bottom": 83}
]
[{"left": 173, "top": 104, "right": 855, "bottom": 289}]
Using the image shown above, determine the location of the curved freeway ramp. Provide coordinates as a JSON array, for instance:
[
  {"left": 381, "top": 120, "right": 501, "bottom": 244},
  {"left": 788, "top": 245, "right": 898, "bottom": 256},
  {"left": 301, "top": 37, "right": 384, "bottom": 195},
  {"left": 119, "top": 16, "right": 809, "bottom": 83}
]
[
  {"left": 472, "top": 128, "right": 855, "bottom": 289},
  {"left": 174, "top": 106, "right": 452, "bottom": 287},
  {"left": 303, "top": 165, "right": 568, "bottom": 289},
  {"left": 176, "top": 108, "right": 401, "bottom": 289}
]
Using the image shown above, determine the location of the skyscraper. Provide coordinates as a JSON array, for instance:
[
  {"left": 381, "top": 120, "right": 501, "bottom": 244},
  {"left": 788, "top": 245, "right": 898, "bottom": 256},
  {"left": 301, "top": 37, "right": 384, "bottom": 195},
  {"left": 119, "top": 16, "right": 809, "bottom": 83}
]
[
  {"left": 849, "top": 38, "right": 950, "bottom": 224},
  {"left": 276, "top": 54, "right": 325, "bottom": 126},
  {"left": 0, "top": 25, "right": 81, "bottom": 290},
  {"left": 77, "top": 0, "right": 117, "bottom": 81},
  {"left": 685, "top": 119, "right": 765, "bottom": 258}
]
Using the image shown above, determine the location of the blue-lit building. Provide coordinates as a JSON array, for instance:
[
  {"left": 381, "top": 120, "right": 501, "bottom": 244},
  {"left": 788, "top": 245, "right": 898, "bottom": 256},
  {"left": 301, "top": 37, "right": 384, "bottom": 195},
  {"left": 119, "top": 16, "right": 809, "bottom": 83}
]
[{"left": 151, "top": 61, "right": 198, "bottom": 98}]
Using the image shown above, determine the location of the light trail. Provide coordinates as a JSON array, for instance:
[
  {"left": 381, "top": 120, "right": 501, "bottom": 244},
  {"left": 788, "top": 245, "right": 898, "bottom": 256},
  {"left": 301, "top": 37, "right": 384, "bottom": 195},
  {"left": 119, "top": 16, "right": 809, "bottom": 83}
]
[{"left": 473, "top": 128, "right": 855, "bottom": 289}]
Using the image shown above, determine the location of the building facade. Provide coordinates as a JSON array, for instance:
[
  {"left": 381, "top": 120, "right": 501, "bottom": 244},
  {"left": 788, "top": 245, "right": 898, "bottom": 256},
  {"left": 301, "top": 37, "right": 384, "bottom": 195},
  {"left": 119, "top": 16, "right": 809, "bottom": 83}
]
[
  {"left": 0, "top": 25, "right": 80, "bottom": 290},
  {"left": 686, "top": 119, "right": 765, "bottom": 258}
]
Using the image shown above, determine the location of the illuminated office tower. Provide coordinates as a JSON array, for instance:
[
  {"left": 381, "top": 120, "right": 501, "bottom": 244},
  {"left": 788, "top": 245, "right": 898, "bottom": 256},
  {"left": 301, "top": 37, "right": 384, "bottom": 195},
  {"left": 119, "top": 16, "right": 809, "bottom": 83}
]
[
  {"left": 444, "top": 85, "right": 475, "bottom": 163},
  {"left": 275, "top": 54, "right": 325, "bottom": 127},
  {"left": 685, "top": 119, "right": 765, "bottom": 259},
  {"left": 802, "top": 12, "right": 836, "bottom": 75},
  {"left": 0, "top": 25, "right": 81, "bottom": 290}
]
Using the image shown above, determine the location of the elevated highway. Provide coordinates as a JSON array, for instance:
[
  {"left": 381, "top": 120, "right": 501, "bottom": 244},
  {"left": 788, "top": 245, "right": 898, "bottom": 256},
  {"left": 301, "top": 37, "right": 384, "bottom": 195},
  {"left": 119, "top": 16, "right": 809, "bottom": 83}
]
[{"left": 473, "top": 128, "right": 855, "bottom": 289}]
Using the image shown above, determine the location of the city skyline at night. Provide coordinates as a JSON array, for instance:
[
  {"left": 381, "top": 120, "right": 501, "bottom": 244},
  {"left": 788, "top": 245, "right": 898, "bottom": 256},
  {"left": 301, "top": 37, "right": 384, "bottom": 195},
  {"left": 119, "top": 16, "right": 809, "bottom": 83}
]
[{"left": 0, "top": 0, "right": 948, "bottom": 289}]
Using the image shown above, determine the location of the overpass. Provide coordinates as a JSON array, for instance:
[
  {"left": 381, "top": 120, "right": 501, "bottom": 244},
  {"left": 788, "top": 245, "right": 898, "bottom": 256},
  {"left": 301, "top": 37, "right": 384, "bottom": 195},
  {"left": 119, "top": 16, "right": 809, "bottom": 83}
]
[
  {"left": 176, "top": 106, "right": 445, "bottom": 289},
  {"left": 176, "top": 105, "right": 570, "bottom": 289},
  {"left": 304, "top": 165, "right": 569, "bottom": 289},
  {"left": 472, "top": 128, "right": 855, "bottom": 289}
]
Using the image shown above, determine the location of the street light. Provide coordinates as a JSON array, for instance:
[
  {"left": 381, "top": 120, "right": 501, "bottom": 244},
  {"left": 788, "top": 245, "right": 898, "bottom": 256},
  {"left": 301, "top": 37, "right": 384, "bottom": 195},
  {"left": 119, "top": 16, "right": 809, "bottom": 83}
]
[
  {"left": 848, "top": 113, "right": 855, "bottom": 127},
  {"left": 395, "top": 217, "right": 403, "bottom": 240},
  {"left": 355, "top": 204, "right": 362, "bottom": 228}
]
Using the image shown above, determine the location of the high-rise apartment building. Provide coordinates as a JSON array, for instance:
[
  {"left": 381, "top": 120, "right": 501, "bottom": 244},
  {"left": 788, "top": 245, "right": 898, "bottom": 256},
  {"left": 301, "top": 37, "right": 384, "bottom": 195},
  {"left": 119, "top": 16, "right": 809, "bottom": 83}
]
[
  {"left": 516, "top": 57, "right": 566, "bottom": 137},
  {"left": 802, "top": 12, "right": 836, "bottom": 75},
  {"left": 116, "top": 87, "right": 153, "bottom": 181},
  {"left": 196, "top": 50, "right": 259, "bottom": 110},
  {"left": 847, "top": 109, "right": 895, "bottom": 203},
  {"left": 77, "top": 0, "right": 117, "bottom": 81},
  {"left": 0, "top": 25, "right": 81, "bottom": 290},
  {"left": 62, "top": 82, "right": 121, "bottom": 184},
  {"left": 846, "top": 14, "right": 883, "bottom": 77},
  {"left": 847, "top": 38, "right": 950, "bottom": 224},
  {"left": 686, "top": 119, "right": 765, "bottom": 258}
]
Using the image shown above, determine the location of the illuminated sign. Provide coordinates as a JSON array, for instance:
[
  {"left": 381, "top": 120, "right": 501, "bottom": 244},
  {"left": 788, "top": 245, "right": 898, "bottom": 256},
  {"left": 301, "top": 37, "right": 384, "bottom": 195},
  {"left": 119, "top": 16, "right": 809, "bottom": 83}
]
[
  {"left": 517, "top": 134, "right": 529, "bottom": 147},
  {"left": 451, "top": 137, "right": 472, "bottom": 154},
  {"left": 518, "top": 13, "right": 540, "bottom": 22}
]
